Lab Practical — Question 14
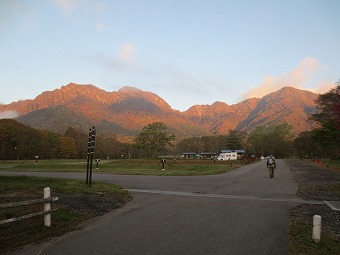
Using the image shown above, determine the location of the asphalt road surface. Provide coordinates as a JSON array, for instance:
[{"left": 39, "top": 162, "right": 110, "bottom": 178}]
[{"left": 3, "top": 160, "right": 311, "bottom": 255}]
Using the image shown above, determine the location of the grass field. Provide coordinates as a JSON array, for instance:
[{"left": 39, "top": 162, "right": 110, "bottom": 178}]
[{"left": 0, "top": 158, "right": 241, "bottom": 176}]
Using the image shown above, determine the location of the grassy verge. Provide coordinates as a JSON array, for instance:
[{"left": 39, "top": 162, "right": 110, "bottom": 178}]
[
  {"left": 307, "top": 159, "right": 340, "bottom": 172},
  {"left": 0, "top": 159, "right": 240, "bottom": 176},
  {"left": 0, "top": 176, "right": 131, "bottom": 254},
  {"left": 288, "top": 219, "right": 340, "bottom": 255}
]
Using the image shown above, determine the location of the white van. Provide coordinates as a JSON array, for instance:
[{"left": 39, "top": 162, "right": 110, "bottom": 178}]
[{"left": 217, "top": 152, "right": 237, "bottom": 161}]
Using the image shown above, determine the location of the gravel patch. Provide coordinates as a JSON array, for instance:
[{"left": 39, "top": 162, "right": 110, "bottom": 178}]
[
  {"left": 55, "top": 193, "right": 128, "bottom": 217},
  {"left": 286, "top": 160, "right": 340, "bottom": 239}
]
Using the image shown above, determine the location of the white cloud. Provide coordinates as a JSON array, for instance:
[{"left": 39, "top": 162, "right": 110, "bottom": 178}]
[
  {"left": 118, "top": 43, "right": 135, "bottom": 64},
  {"left": 93, "top": 43, "right": 136, "bottom": 70},
  {"left": 51, "top": 0, "right": 77, "bottom": 13},
  {"left": 51, "top": 0, "right": 106, "bottom": 31},
  {"left": 243, "top": 57, "right": 334, "bottom": 99},
  {"left": 0, "top": 111, "right": 19, "bottom": 119}
]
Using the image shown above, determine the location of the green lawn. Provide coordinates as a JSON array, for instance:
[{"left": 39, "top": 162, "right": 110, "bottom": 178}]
[{"left": 0, "top": 159, "right": 240, "bottom": 176}]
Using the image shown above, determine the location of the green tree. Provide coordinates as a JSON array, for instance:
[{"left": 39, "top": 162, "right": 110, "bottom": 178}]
[
  {"left": 96, "top": 135, "right": 126, "bottom": 159},
  {"left": 134, "top": 122, "right": 175, "bottom": 158},
  {"left": 176, "top": 137, "right": 204, "bottom": 154},
  {"left": 0, "top": 119, "right": 45, "bottom": 160},
  {"left": 247, "top": 123, "right": 293, "bottom": 158},
  {"left": 40, "top": 130, "right": 61, "bottom": 159},
  {"left": 311, "top": 82, "right": 340, "bottom": 158},
  {"left": 265, "top": 123, "right": 293, "bottom": 157},
  {"left": 201, "top": 136, "right": 218, "bottom": 152},
  {"left": 59, "top": 136, "right": 77, "bottom": 158},
  {"left": 225, "top": 130, "right": 246, "bottom": 150},
  {"left": 247, "top": 126, "right": 266, "bottom": 156},
  {"left": 65, "top": 127, "right": 88, "bottom": 158},
  {"left": 312, "top": 82, "right": 340, "bottom": 129},
  {"left": 293, "top": 131, "right": 321, "bottom": 159}
]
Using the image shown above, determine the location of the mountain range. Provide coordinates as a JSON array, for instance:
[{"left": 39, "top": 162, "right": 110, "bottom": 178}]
[{"left": 0, "top": 83, "right": 318, "bottom": 142}]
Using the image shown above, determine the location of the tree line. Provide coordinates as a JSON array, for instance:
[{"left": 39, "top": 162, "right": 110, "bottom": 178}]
[
  {"left": 0, "top": 82, "right": 338, "bottom": 160},
  {"left": 0, "top": 120, "right": 130, "bottom": 160}
]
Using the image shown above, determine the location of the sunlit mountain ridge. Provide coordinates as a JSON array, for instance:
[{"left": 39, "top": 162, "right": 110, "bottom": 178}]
[{"left": 0, "top": 83, "right": 318, "bottom": 140}]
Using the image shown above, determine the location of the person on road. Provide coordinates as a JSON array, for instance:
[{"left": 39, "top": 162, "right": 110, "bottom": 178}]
[{"left": 267, "top": 155, "right": 276, "bottom": 178}]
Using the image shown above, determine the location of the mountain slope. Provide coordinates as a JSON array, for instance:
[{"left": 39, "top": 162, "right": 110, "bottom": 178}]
[
  {"left": 183, "top": 98, "right": 260, "bottom": 134},
  {"left": 236, "top": 86, "right": 318, "bottom": 134},
  {"left": 0, "top": 83, "right": 318, "bottom": 139},
  {"left": 3, "top": 83, "right": 208, "bottom": 139}
]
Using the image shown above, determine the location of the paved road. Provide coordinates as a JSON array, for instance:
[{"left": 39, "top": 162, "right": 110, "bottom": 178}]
[{"left": 3, "top": 160, "right": 310, "bottom": 255}]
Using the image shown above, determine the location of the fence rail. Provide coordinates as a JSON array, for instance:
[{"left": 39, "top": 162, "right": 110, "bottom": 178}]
[
  {"left": 0, "top": 187, "right": 58, "bottom": 227},
  {"left": 0, "top": 197, "right": 58, "bottom": 208}
]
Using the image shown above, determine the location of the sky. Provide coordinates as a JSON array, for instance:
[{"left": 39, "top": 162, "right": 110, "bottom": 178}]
[{"left": 0, "top": 0, "right": 340, "bottom": 112}]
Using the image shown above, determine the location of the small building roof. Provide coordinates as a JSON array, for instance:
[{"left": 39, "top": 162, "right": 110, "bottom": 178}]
[
  {"left": 221, "top": 149, "right": 245, "bottom": 153},
  {"left": 201, "top": 152, "right": 217, "bottom": 155}
]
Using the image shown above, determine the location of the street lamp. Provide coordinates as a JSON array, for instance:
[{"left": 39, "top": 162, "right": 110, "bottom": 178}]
[{"left": 35, "top": 155, "right": 39, "bottom": 164}]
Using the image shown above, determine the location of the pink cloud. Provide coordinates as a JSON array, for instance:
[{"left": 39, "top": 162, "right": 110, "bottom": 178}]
[{"left": 243, "top": 57, "right": 333, "bottom": 98}]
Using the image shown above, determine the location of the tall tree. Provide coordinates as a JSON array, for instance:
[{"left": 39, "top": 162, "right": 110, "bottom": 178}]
[
  {"left": 59, "top": 136, "right": 77, "bottom": 158},
  {"left": 201, "top": 136, "right": 218, "bottom": 152},
  {"left": 247, "top": 123, "right": 293, "bottom": 158},
  {"left": 225, "top": 130, "right": 246, "bottom": 150},
  {"left": 311, "top": 82, "right": 340, "bottom": 158},
  {"left": 40, "top": 130, "right": 61, "bottom": 159},
  {"left": 134, "top": 122, "right": 175, "bottom": 158},
  {"left": 312, "top": 81, "right": 340, "bottom": 129},
  {"left": 247, "top": 126, "right": 267, "bottom": 156},
  {"left": 176, "top": 137, "right": 204, "bottom": 153},
  {"left": 65, "top": 127, "right": 88, "bottom": 158},
  {"left": 293, "top": 131, "right": 321, "bottom": 159}
]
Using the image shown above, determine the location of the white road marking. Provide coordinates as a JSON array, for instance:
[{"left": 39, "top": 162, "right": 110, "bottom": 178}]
[{"left": 128, "top": 189, "right": 324, "bottom": 205}]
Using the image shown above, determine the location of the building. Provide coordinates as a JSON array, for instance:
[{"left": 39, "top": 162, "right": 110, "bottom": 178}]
[
  {"left": 200, "top": 152, "right": 217, "bottom": 159},
  {"left": 181, "top": 152, "right": 217, "bottom": 159},
  {"left": 181, "top": 152, "right": 197, "bottom": 159}
]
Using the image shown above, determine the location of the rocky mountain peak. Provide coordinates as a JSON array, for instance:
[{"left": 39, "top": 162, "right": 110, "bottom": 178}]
[{"left": 0, "top": 84, "right": 319, "bottom": 139}]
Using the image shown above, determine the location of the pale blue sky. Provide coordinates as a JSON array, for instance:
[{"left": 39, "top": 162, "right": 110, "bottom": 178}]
[{"left": 1, "top": 0, "right": 339, "bottom": 111}]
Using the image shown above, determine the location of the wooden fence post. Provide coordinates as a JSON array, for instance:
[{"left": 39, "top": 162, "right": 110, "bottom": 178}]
[{"left": 44, "top": 187, "right": 51, "bottom": 227}]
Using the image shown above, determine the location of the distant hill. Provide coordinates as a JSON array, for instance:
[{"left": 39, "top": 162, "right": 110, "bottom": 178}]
[
  {"left": 0, "top": 83, "right": 318, "bottom": 140},
  {"left": 183, "top": 98, "right": 260, "bottom": 133},
  {"left": 236, "top": 87, "right": 318, "bottom": 134}
]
